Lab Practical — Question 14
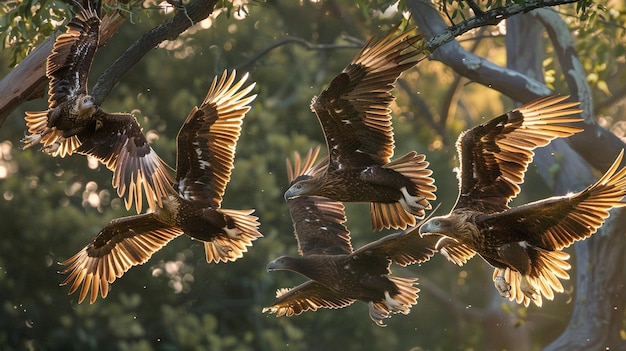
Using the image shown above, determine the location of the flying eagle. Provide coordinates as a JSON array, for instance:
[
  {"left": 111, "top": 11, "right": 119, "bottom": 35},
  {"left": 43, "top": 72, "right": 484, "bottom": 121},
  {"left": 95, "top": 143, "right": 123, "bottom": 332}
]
[
  {"left": 283, "top": 25, "right": 437, "bottom": 231},
  {"left": 21, "top": 6, "right": 174, "bottom": 213},
  {"left": 60, "top": 71, "right": 262, "bottom": 304},
  {"left": 419, "top": 95, "right": 626, "bottom": 306},
  {"left": 264, "top": 147, "right": 439, "bottom": 326}
]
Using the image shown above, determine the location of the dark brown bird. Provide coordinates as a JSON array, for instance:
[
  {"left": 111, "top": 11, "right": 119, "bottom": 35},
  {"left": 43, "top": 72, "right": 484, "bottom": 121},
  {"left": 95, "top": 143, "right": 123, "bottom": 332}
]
[
  {"left": 283, "top": 25, "right": 436, "bottom": 231},
  {"left": 60, "top": 70, "right": 262, "bottom": 304},
  {"left": 264, "top": 147, "right": 439, "bottom": 326},
  {"left": 22, "top": 6, "right": 174, "bottom": 213},
  {"left": 419, "top": 95, "right": 626, "bottom": 306}
]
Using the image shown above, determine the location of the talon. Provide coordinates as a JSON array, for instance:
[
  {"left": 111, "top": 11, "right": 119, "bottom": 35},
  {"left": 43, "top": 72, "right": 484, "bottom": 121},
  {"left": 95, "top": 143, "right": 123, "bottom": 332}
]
[
  {"left": 399, "top": 186, "right": 427, "bottom": 210},
  {"left": 368, "top": 302, "right": 389, "bottom": 327},
  {"left": 384, "top": 291, "right": 408, "bottom": 314},
  {"left": 520, "top": 276, "right": 538, "bottom": 300},
  {"left": 43, "top": 142, "right": 61, "bottom": 154},
  {"left": 494, "top": 272, "right": 511, "bottom": 298},
  {"left": 21, "top": 133, "right": 42, "bottom": 149},
  {"left": 223, "top": 226, "right": 241, "bottom": 239}
]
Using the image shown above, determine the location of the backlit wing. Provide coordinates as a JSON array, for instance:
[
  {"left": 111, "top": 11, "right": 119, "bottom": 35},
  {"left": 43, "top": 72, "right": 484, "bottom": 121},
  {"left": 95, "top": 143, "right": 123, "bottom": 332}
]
[
  {"left": 47, "top": 7, "right": 100, "bottom": 108},
  {"left": 60, "top": 213, "right": 184, "bottom": 304},
  {"left": 176, "top": 70, "right": 256, "bottom": 208},
  {"left": 354, "top": 225, "right": 439, "bottom": 266},
  {"left": 262, "top": 281, "right": 356, "bottom": 317},
  {"left": 455, "top": 95, "right": 583, "bottom": 212},
  {"left": 311, "top": 25, "right": 426, "bottom": 170},
  {"left": 481, "top": 149, "right": 626, "bottom": 250},
  {"left": 286, "top": 148, "right": 352, "bottom": 255},
  {"left": 76, "top": 110, "right": 175, "bottom": 213}
]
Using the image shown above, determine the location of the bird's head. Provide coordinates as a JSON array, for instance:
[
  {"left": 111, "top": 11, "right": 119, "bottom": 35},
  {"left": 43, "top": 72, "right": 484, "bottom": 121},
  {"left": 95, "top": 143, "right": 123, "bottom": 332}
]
[
  {"left": 266, "top": 256, "right": 294, "bottom": 272},
  {"left": 418, "top": 216, "right": 457, "bottom": 238},
  {"left": 76, "top": 94, "right": 96, "bottom": 117},
  {"left": 284, "top": 178, "right": 318, "bottom": 200}
]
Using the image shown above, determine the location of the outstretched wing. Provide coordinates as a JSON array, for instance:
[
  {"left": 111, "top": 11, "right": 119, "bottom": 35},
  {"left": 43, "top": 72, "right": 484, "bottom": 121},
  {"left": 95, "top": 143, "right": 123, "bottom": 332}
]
[
  {"left": 286, "top": 147, "right": 352, "bottom": 255},
  {"left": 353, "top": 225, "right": 439, "bottom": 266},
  {"left": 47, "top": 6, "right": 100, "bottom": 108},
  {"left": 456, "top": 95, "right": 583, "bottom": 212},
  {"left": 311, "top": 25, "right": 426, "bottom": 171},
  {"left": 480, "top": 149, "right": 626, "bottom": 250},
  {"left": 262, "top": 281, "right": 356, "bottom": 317},
  {"left": 76, "top": 110, "right": 175, "bottom": 213},
  {"left": 60, "top": 213, "right": 184, "bottom": 304},
  {"left": 176, "top": 70, "right": 256, "bottom": 208}
]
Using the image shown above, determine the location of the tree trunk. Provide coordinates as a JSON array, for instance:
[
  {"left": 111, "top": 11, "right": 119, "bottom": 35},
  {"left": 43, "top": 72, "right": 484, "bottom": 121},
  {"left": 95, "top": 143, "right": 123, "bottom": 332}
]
[{"left": 507, "top": 12, "right": 626, "bottom": 351}]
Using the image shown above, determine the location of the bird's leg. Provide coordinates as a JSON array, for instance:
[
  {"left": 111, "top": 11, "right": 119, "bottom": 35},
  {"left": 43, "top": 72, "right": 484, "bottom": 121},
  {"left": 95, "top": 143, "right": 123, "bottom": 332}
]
[
  {"left": 42, "top": 137, "right": 65, "bottom": 153},
  {"left": 368, "top": 302, "right": 389, "bottom": 327},
  {"left": 210, "top": 241, "right": 233, "bottom": 258},
  {"left": 383, "top": 291, "right": 409, "bottom": 314},
  {"left": 520, "top": 275, "right": 538, "bottom": 300},
  {"left": 21, "top": 132, "right": 43, "bottom": 150},
  {"left": 399, "top": 186, "right": 427, "bottom": 211},
  {"left": 222, "top": 225, "right": 242, "bottom": 239},
  {"left": 494, "top": 269, "right": 511, "bottom": 298}
]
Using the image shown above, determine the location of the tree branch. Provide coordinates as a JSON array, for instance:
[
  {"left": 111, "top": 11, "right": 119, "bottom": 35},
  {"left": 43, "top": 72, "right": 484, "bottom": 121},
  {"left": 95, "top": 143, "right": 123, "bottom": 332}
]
[
  {"left": 90, "top": 0, "right": 219, "bottom": 104},
  {"left": 234, "top": 37, "right": 362, "bottom": 71},
  {"left": 426, "top": 0, "right": 581, "bottom": 53},
  {"left": 0, "top": 12, "right": 125, "bottom": 127},
  {"left": 533, "top": 9, "right": 626, "bottom": 172}
]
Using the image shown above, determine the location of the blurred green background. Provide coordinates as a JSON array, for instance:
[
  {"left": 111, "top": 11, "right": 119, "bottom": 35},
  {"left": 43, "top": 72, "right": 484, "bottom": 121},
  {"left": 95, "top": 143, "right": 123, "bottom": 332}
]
[{"left": 1, "top": 0, "right": 625, "bottom": 350}]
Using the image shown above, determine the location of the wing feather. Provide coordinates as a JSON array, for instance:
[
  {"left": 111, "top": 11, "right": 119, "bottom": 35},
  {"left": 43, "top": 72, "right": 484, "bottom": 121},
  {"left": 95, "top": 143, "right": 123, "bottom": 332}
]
[
  {"left": 481, "top": 150, "right": 626, "bottom": 250},
  {"left": 311, "top": 26, "right": 426, "bottom": 170},
  {"left": 456, "top": 95, "right": 583, "bottom": 211},
  {"left": 285, "top": 148, "right": 352, "bottom": 255},
  {"left": 353, "top": 225, "right": 439, "bottom": 267},
  {"left": 60, "top": 213, "right": 184, "bottom": 304},
  {"left": 76, "top": 110, "right": 175, "bottom": 213},
  {"left": 47, "top": 7, "right": 100, "bottom": 108},
  {"left": 176, "top": 70, "right": 256, "bottom": 207},
  {"left": 262, "top": 281, "right": 356, "bottom": 317}
]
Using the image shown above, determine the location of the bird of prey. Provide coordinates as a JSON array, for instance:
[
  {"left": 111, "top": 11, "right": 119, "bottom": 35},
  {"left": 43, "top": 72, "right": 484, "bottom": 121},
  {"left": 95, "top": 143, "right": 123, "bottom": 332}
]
[
  {"left": 264, "top": 147, "right": 439, "bottom": 326},
  {"left": 283, "top": 25, "right": 437, "bottom": 231},
  {"left": 22, "top": 5, "right": 174, "bottom": 213},
  {"left": 60, "top": 70, "right": 262, "bottom": 304},
  {"left": 419, "top": 95, "right": 626, "bottom": 306}
]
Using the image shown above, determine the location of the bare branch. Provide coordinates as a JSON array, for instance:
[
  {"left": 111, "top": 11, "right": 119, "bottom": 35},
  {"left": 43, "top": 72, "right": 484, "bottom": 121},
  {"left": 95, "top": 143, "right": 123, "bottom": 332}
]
[
  {"left": 533, "top": 9, "right": 626, "bottom": 172},
  {"left": 234, "top": 37, "right": 362, "bottom": 70},
  {"left": 426, "top": 0, "right": 581, "bottom": 53},
  {"left": 90, "top": 0, "right": 219, "bottom": 104}
]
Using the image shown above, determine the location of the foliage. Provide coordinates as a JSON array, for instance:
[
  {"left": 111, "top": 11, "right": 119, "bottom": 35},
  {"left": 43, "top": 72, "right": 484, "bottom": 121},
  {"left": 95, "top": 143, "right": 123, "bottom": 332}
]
[{"left": 0, "top": 0, "right": 625, "bottom": 350}]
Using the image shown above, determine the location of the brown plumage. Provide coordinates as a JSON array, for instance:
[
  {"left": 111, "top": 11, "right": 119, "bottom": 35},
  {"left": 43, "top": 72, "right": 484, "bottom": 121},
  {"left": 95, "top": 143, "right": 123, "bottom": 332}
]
[
  {"left": 283, "top": 25, "right": 436, "bottom": 231},
  {"left": 60, "top": 71, "right": 262, "bottom": 304},
  {"left": 419, "top": 95, "right": 626, "bottom": 306},
  {"left": 264, "top": 147, "right": 439, "bottom": 326},
  {"left": 22, "top": 6, "right": 174, "bottom": 213}
]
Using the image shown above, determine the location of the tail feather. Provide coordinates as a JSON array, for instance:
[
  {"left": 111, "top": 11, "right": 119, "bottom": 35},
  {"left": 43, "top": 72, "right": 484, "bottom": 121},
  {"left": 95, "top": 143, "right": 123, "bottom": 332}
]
[
  {"left": 203, "top": 208, "right": 262, "bottom": 263},
  {"left": 369, "top": 275, "right": 419, "bottom": 326},
  {"left": 23, "top": 110, "right": 81, "bottom": 157},
  {"left": 371, "top": 201, "right": 416, "bottom": 231},
  {"left": 372, "top": 151, "right": 437, "bottom": 230},
  {"left": 494, "top": 249, "right": 571, "bottom": 307}
]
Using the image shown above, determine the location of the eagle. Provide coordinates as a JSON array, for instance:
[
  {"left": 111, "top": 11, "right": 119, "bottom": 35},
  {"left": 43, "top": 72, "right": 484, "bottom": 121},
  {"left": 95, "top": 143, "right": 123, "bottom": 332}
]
[
  {"left": 283, "top": 25, "right": 437, "bottom": 231},
  {"left": 21, "top": 6, "right": 174, "bottom": 213},
  {"left": 419, "top": 95, "right": 626, "bottom": 306},
  {"left": 60, "top": 70, "right": 262, "bottom": 304},
  {"left": 264, "top": 147, "right": 439, "bottom": 326}
]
